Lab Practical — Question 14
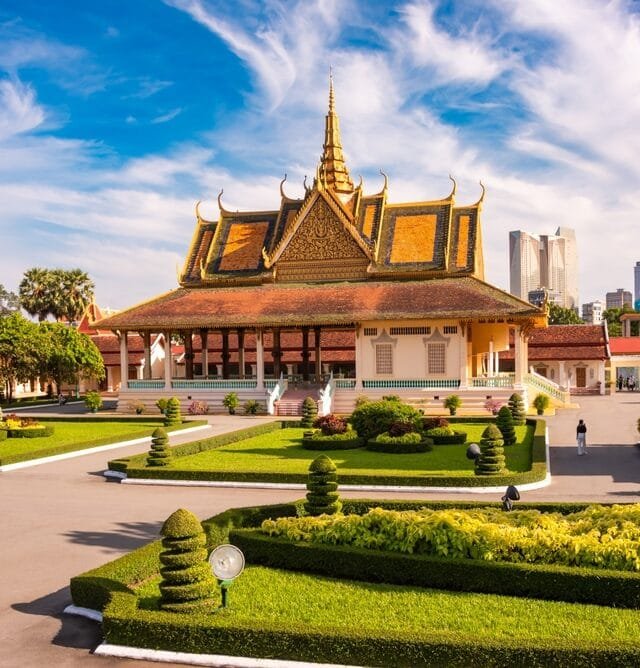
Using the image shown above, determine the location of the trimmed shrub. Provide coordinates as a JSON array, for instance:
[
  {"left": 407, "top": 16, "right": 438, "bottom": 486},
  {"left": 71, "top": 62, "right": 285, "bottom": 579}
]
[
  {"left": 302, "top": 429, "right": 364, "bottom": 450},
  {"left": 158, "top": 508, "right": 217, "bottom": 612},
  {"left": 508, "top": 393, "right": 526, "bottom": 425},
  {"left": 381, "top": 395, "right": 401, "bottom": 402},
  {"left": 350, "top": 399, "right": 422, "bottom": 442},
  {"left": 475, "top": 424, "right": 506, "bottom": 476},
  {"left": 304, "top": 455, "right": 341, "bottom": 516},
  {"left": 313, "top": 414, "right": 347, "bottom": 435},
  {"left": 156, "top": 398, "right": 169, "bottom": 415},
  {"left": 147, "top": 427, "right": 172, "bottom": 467},
  {"left": 496, "top": 406, "right": 516, "bottom": 446},
  {"left": 425, "top": 426, "right": 466, "bottom": 445},
  {"left": 422, "top": 417, "right": 449, "bottom": 431},
  {"left": 0, "top": 429, "right": 7, "bottom": 441},
  {"left": 388, "top": 420, "right": 416, "bottom": 437},
  {"left": 301, "top": 397, "right": 318, "bottom": 428},
  {"left": 367, "top": 432, "right": 432, "bottom": 453},
  {"left": 164, "top": 397, "right": 182, "bottom": 426},
  {"left": 5, "top": 425, "right": 54, "bottom": 438}
]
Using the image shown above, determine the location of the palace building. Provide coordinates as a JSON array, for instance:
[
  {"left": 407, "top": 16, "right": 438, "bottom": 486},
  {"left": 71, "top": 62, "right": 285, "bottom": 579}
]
[{"left": 98, "top": 80, "right": 550, "bottom": 415}]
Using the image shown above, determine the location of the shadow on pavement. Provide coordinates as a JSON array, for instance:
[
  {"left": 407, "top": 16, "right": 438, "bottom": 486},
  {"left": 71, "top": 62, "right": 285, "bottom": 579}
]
[
  {"left": 62, "top": 520, "right": 162, "bottom": 552},
  {"left": 549, "top": 445, "right": 640, "bottom": 483},
  {"left": 12, "top": 587, "right": 103, "bottom": 651}
]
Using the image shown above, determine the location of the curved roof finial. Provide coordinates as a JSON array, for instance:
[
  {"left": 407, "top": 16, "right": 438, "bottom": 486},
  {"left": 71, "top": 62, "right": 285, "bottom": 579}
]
[
  {"left": 303, "top": 174, "right": 309, "bottom": 193},
  {"left": 379, "top": 169, "right": 389, "bottom": 193},
  {"left": 356, "top": 174, "right": 363, "bottom": 191},
  {"left": 217, "top": 188, "right": 229, "bottom": 214},
  {"left": 195, "top": 200, "right": 202, "bottom": 220},
  {"left": 447, "top": 174, "right": 457, "bottom": 199},
  {"left": 279, "top": 173, "right": 288, "bottom": 199},
  {"left": 476, "top": 180, "right": 486, "bottom": 206}
]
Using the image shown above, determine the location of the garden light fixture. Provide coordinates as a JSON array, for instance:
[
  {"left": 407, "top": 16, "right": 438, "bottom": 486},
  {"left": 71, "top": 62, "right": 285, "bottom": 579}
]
[
  {"left": 209, "top": 544, "right": 245, "bottom": 609},
  {"left": 501, "top": 485, "right": 520, "bottom": 511}
]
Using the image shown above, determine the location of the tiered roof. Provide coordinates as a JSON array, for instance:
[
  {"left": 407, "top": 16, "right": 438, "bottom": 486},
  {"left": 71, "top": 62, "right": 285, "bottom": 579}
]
[
  {"left": 500, "top": 325, "right": 609, "bottom": 362},
  {"left": 98, "top": 79, "right": 542, "bottom": 332}
]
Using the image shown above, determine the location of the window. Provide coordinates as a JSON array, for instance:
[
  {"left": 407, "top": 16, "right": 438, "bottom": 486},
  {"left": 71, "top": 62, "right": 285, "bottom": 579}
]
[
  {"left": 443, "top": 325, "right": 458, "bottom": 334},
  {"left": 375, "top": 343, "right": 393, "bottom": 374},
  {"left": 390, "top": 326, "right": 431, "bottom": 335},
  {"left": 427, "top": 343, "right": 446, "bottom": 374},
  {"left": 363, "top": 327, "right": 378, "bottom": 336}
]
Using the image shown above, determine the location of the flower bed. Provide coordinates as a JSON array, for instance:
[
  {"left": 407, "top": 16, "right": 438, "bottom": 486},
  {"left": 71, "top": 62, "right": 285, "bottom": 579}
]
[{"left": 0, "top": 414, "right": 54, "bottom": 439}]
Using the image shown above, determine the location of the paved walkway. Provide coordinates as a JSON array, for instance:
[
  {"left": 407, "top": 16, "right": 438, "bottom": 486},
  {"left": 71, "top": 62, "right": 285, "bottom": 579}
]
[{"left": 0, "top": 396, "right": 639, "bottom": 666}]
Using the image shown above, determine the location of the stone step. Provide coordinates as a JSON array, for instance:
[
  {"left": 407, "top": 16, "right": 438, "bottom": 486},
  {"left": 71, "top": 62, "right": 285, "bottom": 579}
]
[{"left": 276, "top": 400, "right": 303, "bottom": 416}]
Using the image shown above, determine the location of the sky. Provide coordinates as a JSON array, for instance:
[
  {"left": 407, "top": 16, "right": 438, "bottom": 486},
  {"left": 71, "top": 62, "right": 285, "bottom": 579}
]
[{"left": 1, "top": 0, "right": 640, "bottom": 311}]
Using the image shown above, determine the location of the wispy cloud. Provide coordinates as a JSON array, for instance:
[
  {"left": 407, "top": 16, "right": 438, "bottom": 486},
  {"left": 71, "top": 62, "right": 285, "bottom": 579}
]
[
  {"left": 0, "top": 78, "right": 45, "bottom": 139},
  {"left": 151, "top": 107, "right": 183, "bottom": 124}
]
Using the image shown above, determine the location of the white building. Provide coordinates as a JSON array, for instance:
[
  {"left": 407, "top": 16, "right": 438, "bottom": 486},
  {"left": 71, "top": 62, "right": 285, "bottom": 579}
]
[
  {"left": 509, "top": 227, "right": 578, "bottom": 310},
  {"left": 582, "top": 300, "right": 604, "bottom": 325}
]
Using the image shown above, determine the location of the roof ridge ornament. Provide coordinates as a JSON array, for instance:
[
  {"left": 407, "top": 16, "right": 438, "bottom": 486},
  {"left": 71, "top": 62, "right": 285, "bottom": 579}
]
[
  {"left": 217, "top": 188, "right": 230, "bottom": 214},
  {"left": 475, "top": 181, "right": 486, "bottom": 207},
  {"left": 279, "top": 173, "right": 289, "bottom": 200},
  {"left": 448, "top": 174, "right": 457, "bottom": 199}
]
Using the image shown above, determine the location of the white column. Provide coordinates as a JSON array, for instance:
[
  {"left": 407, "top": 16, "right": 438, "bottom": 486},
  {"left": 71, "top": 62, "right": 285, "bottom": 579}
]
[
  {"left": 558, "top": 361, "right": 567, "bottom": 389},
  {"left": 256, "top": 329, "right": 264, "bottom": 390},
  {"left": 163, "top": 331, "right": 172, "bottom": 390},
  {"left": 107, "top": 366, "right": 114, "bottom": 393},
  {"left": 514, "top": 328, "right": 524, "bottom": 386},
  {"left": 488, "top": 338, "right": 494, "bottom": 376},
  {"left": 354, "top": 326, "right": 362, "bottom": 390},
  {"left": 494, "top": 351, "right": 500, "bottom": 375},
  {"left": 598, "top": 362, "right": 605, "bottom": 395},
  {"left": 458, "top": 327, "right": 469, "bottom": 389},
  {"left": 119, "top": 331, "right": 129, "bottom": 390}
]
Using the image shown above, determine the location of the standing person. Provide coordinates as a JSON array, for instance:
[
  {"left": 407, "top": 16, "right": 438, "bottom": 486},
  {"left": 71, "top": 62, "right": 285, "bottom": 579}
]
[
  {"left": 618, "top": 375, "right": 623, "bottom": 391},
  {"left": 576, "top": 419, "right": 587, "bottom": 456}
]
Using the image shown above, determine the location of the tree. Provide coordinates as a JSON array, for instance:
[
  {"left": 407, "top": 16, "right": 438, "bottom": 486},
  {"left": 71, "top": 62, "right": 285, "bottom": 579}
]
[
  {"left": 38, "top": 322, "right": 104, "bottom": 391},
  {"left": 164, "top": 397, "right": 182, "bottom": 425},
  {"left": 301, "top": 396, "right": 318, "bottom": 427},
  {"left": 147, "top": 427, "right": 172, "bottom": 466},
  {"left": 548, "top": 303, "right": 583, "bottom": 325},
  {"left": 603, "top": 306, "right": 638, "bottom": 337},
  {"left": 19, "top": 267, "right": 95, "bottom": 322},
  {"left": 0, "top": 284, "right": 20, "bottom": 317},
  {"left": 508, "top": 393, "right": 526, "bottom": 425},
  {"left": 0, "top": 313, "right": 43, "bottom": 402},
  {"left": 475, "top": 424, "right": 506, "bottom": 476},
  {"left": 304, "top": 455, "right": 341, "bottom": 516},
  {"left": 19, "top": 267, "right": 58, "bottom": 321},
  {"left": 495, "top": 405, "right": 516, "bottom": 446}
]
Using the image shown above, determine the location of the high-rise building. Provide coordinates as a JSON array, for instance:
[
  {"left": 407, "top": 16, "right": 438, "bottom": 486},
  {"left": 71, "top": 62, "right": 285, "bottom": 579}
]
[
  {"left": 634, "top": 261, "right": 640, "bottom": 310},
  {"left": 509, "top": 227, "right": 578, "bottom": 309},
  {"left": 582, "top": 300, "right": 604, "bottom": 325},
  {"left": 528, "top": 287, "right": 562, "bottom": 308},
  {"left": 606, "top": 288, "right": 632, "bottom": 310}
]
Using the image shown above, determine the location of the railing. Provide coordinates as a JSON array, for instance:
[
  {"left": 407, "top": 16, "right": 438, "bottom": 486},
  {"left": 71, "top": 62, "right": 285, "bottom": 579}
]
[
  {"left": 335, "top": 378, "right": 357, "bottom": 389},
  {"left": 524, "top": 371, "right": 570, "bottom": 404},
  {"left": 318, "top": 373, "right": 335, "bottom": 416},
  {"left": 267, "top": 373, "right": 288, "bottom": 415},
  {"left": 127, "top": 380, "right": 165, "bottom": 390},
  {"left": 171, "top": 379, "right": 258, "bottom": 390},
  {"left": 471, "top": 374, "right": 515, "bottom": 388},
  {"left": 362, "top": 379, "right": 461, "bottom": 389},
  {"left": 264, "top": 379, "right": 278, "bottom": 390}
]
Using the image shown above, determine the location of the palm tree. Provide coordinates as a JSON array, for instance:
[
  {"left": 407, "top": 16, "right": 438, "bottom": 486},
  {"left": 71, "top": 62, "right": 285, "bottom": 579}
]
[
  {"left": 60, "top": 269, "right": 95, "bottom": 323},
  {"left": 19, "top": 268, "right": 56, "bottom": 321}
]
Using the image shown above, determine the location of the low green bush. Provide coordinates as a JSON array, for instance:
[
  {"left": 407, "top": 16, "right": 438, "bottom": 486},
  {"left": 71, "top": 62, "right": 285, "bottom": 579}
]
[
  {"left": 425, "top": 427, "right": 467, "bottom": 445},
  {"left": 366, "top": 432, "right": 433, "bottom": 454},
  {"left": 6, "top": 425, "right": 54, "bottom": 438},
  {"left": 301, "top": 430, "right": 364, "bottom": 450},
  {"left": 0, "top": 429, "right": 7, "bottom": 441},
  {"left": 349, "top": 399, "right": 422, "bottom": 441}
]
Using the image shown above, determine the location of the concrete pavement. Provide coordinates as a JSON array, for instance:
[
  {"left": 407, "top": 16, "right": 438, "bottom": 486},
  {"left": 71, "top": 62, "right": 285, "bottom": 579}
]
[{"left": 1, "top": 396, "right": 639, "bottom": 666}]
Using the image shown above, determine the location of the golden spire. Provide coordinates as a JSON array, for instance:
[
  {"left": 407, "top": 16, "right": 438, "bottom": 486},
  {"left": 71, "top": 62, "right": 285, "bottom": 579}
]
[{"left": 318, "top": 71, "right": 354, "bottom": 195}]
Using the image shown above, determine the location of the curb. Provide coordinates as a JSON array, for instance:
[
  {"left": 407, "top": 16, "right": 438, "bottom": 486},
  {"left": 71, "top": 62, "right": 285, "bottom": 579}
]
[{"left": 0, "top": 424, "right": 210, "bottom": 472}]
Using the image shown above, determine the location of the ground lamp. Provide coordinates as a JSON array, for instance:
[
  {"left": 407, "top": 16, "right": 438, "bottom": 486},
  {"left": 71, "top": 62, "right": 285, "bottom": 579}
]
[
  {"left": 466, "top": 443, "right": 481, "bottom": 461},
  {"left": 501, "top": 485, "right": 520, "bottom": 511},
  {"left": 209, "top": 544, "right": 245, "bottom": 609}
]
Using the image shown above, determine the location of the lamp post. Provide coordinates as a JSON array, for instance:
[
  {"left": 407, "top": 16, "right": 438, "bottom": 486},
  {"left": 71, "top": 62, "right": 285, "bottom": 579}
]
[{"left": 208, "top": 544, "right": 245, "bottom": 609}]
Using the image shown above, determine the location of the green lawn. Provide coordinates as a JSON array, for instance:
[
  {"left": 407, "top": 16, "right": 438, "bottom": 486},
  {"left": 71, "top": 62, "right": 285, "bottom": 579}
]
[
  {"left": 0, "top": 419, "right": 201, "bottom": 466},
  {"left": 163, "top": 425, "right": 533, "bottom": 478},
  {"left": 135, "top": 565, "right": 640, "bottom": 647}
]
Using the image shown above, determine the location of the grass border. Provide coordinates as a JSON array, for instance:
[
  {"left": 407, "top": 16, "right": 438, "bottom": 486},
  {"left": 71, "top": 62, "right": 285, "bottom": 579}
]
[
  {"left": 111, "top": 418, "right": 546, "bottom": 488},
  {"left": 0, "top": 418, "right": 206, "bottom": 466}
]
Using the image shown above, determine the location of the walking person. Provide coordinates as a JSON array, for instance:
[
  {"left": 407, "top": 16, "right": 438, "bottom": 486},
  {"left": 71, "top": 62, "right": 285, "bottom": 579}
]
[{"left": 576, "top": 419, "right": 587, "bottom": 456}]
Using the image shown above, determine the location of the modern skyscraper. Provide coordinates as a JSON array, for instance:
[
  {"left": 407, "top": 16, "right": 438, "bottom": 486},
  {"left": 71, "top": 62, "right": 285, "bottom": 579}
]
[
  {"left": 509, "top": 227, "right": 578, "bottom": 309},
  {"left": 634, "top": 261, "right": 640, "bottom": 310},
  {"left": 605, "top": 288, "right": 632, "bottom": 310}
]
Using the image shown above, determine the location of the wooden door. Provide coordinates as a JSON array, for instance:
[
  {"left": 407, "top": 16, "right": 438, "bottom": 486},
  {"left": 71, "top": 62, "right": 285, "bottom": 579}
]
[{"left": 575, "top": 367, "right": 586, "bottom": 387}]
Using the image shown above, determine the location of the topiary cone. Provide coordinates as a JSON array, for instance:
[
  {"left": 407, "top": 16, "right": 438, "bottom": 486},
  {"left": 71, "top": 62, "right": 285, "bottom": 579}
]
[
  {"left": 495, "top": 406, "right": 516, "bottom": 446},
  {"left": 305, "top": 455, "right": 341, "bottom": 515},
  {"left": 147, "top": 427, "right": 172, "bottom": 466},
  {"left": 301, "top": 396, "right": 318, "bottom": 427},
  {"left": 164, "top": 397, "right": 182, "bottom": 426},
  {"left": 508, "top": 393, "right": 526, "bottom": 425},
  {"left": 159, "top": 508, "right": 217, "bottom": 612},
  {"left": 475, "top": 423, "right": 506, "bottom": 476}
]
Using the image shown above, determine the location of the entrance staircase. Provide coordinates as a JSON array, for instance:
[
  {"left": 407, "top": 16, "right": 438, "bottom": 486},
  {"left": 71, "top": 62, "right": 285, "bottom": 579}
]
[{"left": 275, "top": 385, "right": 322, "bottom": 417}]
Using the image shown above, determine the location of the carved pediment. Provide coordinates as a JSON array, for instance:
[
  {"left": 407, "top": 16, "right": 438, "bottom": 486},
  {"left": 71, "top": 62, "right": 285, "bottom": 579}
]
[{"left": 278, "top": 195, "right": 370, "bottom": 265}]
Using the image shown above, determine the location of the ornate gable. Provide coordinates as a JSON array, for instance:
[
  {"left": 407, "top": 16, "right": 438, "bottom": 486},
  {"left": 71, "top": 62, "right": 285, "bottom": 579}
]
[{"left": 274, "top": 193, "right": 371, "bottom": 282}]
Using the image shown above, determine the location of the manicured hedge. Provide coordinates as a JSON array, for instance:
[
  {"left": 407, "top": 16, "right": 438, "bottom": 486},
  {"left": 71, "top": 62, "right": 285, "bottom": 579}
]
[
  {"left": 0, "top": 429, "right": 7, "bottom": 441},
  {"left": 427, "top": 431, "right": 467, "bottom": 445},
  {"left": 366, "top": 438, "right": 433, "bottom": 453},
  {"left": 5, "top": 425, "right": 54, "bottom": 438},
  {"left": 301, "top": 431, "right": 364, "bottom": 450},
  {"left": 70, "top": 498, "right": 640, "bottom": 667}
]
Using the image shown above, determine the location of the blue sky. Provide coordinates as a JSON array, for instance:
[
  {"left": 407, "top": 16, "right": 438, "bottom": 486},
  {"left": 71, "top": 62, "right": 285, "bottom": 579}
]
[{"left": 1, "top": 0, "right": 640, "bottom": 310}]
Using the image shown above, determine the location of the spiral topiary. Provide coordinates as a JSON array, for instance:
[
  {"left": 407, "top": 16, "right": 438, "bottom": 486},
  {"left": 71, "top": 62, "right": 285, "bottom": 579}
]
[
  {"left": 508, "top": 393, "right": 526, "bottom": 425},
  {"left": 158, "top": 508, "right": 217, "bottom": 612},
  {"left": 495, "top": 405, "right": 516, "bottom": 446},
  {"left": 304, "top": 455, "right": 341, "bottom": 516},
  {"left": 146, "top": 427, "right": 172, "bottom": 466},
  {"left": 301, "top": 396, "right": 318, "bottom": 427},
  {"left": 475, "top": 423, "right": 506, "bottom": 476},
  {"left": 164, "top": 397, "right": 182, "bottom": 426}
]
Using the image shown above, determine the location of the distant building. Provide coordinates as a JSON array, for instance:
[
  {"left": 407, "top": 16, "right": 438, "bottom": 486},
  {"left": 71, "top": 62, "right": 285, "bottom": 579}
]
[
  {"left": 528, "top": 287, "right": 563, "bottom": 308},
  {"left": 582, "top": 300, "right": 604, "bottom": 325},
  {"left": 634, "top": 261, "right": 640, "bottom": 310},
  {"left": 605, "top": 288, "right": 632, "bottom": 310},
  {"left": 509, "top": 227, "right": 578, "bottom": 309}
]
